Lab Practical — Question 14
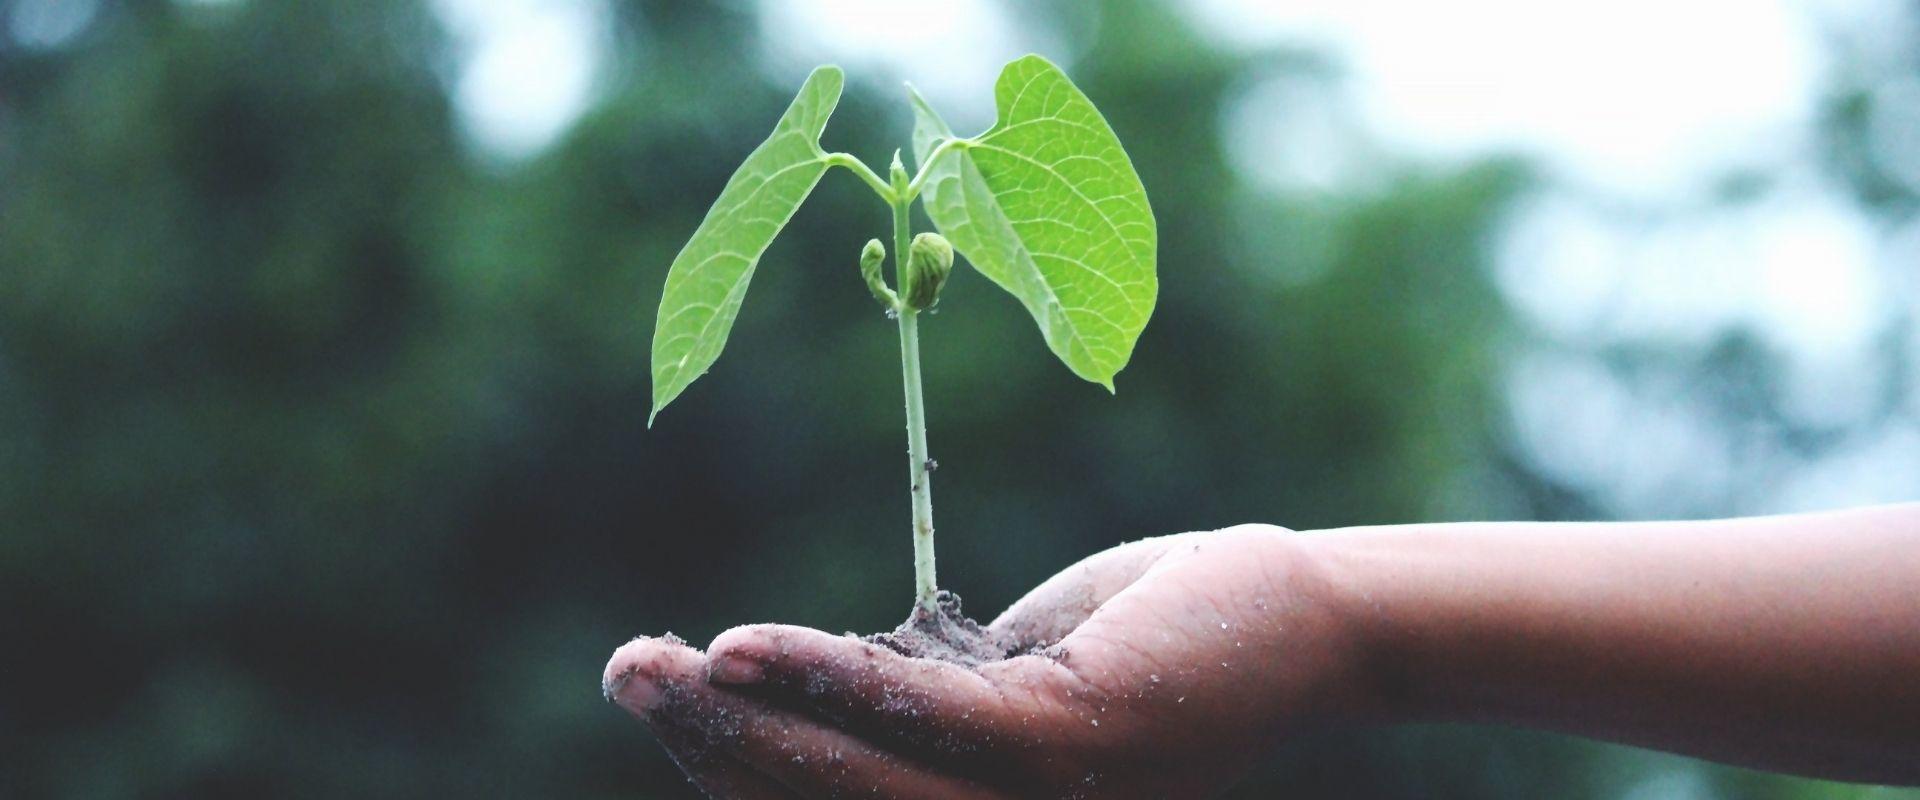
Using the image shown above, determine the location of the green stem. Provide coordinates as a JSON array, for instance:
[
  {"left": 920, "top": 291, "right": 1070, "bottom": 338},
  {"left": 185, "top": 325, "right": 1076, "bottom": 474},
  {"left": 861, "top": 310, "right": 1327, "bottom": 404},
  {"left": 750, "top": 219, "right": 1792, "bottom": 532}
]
[
  {"left": 892, "top": 194, "right": 938, "bottom": 614},
  {"left": 902, "top": 137, "right": 970, "bottom": 199},
  {"left": 825, "top": 152, "right": 895, "bottom": 203}
]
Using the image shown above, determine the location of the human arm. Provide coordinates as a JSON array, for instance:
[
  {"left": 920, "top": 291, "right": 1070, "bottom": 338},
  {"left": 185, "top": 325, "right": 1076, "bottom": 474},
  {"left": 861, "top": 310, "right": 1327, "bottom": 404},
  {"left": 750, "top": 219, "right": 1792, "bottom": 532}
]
[
  {"left": 603, "top": 504, "right": 1920, "bottom": 797},
  {"left": 1320, "top": 502, "right": 1920, "bottom": 784}
]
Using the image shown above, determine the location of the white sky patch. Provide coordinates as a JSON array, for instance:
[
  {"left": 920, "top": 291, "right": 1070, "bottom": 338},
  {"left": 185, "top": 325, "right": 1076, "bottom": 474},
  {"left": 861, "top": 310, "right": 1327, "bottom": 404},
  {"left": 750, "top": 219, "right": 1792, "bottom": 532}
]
[
  {"left": 756, "top": 0, "right": 1040, "bottom": 137},
  {"left": 6, "top": 0, "right": 98, "bottom": 50},
  {"left": 1189, "top": 0, "right": 1849, "bottom": 199},
  {"left": 1764, "top": 422, "right": 1920, "bottom": 513},
  {"left": 1775, "top": 340, "right": 1889, "bottom": 431},
  {"left": 434, "top": 0, "right": 608, "bottom": 160},
  {"left": 1752, "top": 200, "right": 1885, "bottom": 359},
  {"left": 1497, "top": 188, "right": 1886, "bottom": 362},
  {"left": 1506, "top": 351, "right": 1735, "bottom": 517},
  {"left": 1221, "top": 71, "right": 1382, "bottom": 194}
]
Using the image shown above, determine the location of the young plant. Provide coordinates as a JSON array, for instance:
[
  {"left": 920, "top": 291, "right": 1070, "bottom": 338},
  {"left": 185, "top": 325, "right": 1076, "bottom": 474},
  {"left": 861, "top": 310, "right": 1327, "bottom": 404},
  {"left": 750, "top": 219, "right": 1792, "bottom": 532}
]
[{"left": 649, "top": 55, "right": 1156, "bottom": 618}]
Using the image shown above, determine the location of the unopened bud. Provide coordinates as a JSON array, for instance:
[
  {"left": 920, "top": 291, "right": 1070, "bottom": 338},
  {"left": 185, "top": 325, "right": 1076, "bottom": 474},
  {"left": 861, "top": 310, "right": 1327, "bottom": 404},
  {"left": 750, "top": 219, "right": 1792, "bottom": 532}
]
[
  {"left": 888, "top": 149, "right": 909, "bottom": 190},
  {"left": 858, "top": 239, "right": 896, "bottom": 309},
  {"left": 902, "top": 232, "right": 953, "bottom": 310}
]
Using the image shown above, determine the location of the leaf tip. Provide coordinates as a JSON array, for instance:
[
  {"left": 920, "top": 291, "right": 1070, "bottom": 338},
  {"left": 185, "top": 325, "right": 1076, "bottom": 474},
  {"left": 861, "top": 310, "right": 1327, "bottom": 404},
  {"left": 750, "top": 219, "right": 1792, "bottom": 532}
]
[
  {"left": 904, "top": 82, "right": 931, "bottom": 110},
  {"left": 805, "top": 64, "right": 846, "bottom": 99},
  {"left": 1010, "top": 53, "right": 1060, "bottom": 72}
]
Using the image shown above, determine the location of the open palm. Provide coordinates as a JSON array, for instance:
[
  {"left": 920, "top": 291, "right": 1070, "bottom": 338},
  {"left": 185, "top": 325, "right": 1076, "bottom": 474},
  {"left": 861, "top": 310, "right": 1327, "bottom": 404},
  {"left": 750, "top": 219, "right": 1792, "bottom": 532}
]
[{"left": 604, "top": 525, "right": 1368, "bottom": 798}]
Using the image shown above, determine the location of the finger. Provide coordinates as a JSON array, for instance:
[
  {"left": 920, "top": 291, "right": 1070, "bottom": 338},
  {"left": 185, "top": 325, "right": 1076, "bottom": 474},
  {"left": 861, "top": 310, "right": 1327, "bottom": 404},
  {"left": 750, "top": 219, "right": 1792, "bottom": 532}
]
[
  {"left": 607, "top": 636, "right": 995, "bottom": 799},
  {"left": 988, "top": 534, "right": 1187, "bottom": 651},
  {"left": 653, "top": 719, "right": 804, "bottom": 800},
  {"left": 607, "top": 638, "right": 801, "bottom": 799},
  {"left": 706, "top": 624, "right": 1077, "bottom": 756}
]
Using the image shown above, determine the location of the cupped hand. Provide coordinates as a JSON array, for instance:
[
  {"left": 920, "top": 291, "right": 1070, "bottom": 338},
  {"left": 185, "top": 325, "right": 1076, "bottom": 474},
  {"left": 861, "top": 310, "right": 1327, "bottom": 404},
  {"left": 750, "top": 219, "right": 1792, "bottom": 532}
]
[{"left": 603, "top": 525, "right": 1376, "bottom": 798}]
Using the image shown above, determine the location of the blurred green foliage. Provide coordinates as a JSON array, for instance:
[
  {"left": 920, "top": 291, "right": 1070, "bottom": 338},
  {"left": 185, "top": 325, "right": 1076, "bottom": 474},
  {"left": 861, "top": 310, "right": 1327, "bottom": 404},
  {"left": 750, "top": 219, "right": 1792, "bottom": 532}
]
[{"left": 0, "top": 1, "right": 1912, "bottom": 798}]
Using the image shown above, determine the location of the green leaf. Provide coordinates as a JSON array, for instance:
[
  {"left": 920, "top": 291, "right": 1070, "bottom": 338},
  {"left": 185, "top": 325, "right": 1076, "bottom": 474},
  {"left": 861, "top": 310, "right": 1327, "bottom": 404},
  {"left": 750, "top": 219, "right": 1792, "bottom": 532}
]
[
  {"left": 912, "top": 55, "right": 1157, "bottom": 390},
  {"left": 649, "top": 65, "right": 844, "bottom": 424}
]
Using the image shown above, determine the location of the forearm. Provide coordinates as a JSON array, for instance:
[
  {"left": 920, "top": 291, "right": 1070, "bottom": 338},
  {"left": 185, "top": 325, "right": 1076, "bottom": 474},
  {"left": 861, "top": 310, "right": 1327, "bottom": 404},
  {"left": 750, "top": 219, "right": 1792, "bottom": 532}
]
[{"left": 1307, "top": 504, "right": 1920, "bottom": 784}]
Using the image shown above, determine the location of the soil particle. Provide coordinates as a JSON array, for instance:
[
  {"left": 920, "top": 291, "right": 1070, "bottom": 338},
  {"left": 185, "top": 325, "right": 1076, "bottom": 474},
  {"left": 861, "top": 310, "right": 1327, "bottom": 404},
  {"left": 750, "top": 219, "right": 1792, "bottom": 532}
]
[{"left": 862, "top": 590, "right": 1013, "bottom": 667}]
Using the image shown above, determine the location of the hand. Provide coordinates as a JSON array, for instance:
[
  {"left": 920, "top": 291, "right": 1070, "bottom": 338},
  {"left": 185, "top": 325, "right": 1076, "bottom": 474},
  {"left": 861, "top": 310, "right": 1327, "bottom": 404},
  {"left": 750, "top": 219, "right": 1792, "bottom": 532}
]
[{"left": 603, "top": 525, "right": 1379, "bottom": 798}]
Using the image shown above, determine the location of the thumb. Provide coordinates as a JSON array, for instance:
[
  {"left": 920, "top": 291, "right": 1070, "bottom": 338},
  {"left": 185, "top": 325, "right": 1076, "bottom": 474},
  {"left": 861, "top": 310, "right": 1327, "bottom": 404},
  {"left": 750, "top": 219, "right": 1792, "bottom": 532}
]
[{"left": 987, "top": 534, "right": 1187, "bottom": 651}]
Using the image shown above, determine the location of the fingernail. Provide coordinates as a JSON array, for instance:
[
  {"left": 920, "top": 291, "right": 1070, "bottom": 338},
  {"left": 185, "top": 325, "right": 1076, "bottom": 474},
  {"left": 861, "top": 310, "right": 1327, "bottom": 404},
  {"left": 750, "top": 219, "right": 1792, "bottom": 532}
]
[
  {"left": 707, "top": 654, "right": 764, "bottom": 685},
  {"left": 603, "top": 638, "right": 669, "bottom": 712},
  {"left": 610, "top": 671, "right": 664, "bottom": 712}
]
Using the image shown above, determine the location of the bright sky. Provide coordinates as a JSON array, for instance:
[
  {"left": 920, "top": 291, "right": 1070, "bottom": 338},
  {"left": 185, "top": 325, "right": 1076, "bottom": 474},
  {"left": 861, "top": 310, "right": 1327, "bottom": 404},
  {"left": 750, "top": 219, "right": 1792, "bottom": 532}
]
[
  {"left": 6, "top": 0, "right": 101, "bottom": 48},
  {"left": 432, "top": 0, "right": 607, "bottom": 160},
  {"left": 1191, "top": 0, "right": 1829, "bottom": 198},
  {"left": 427, "top": 0, "right": 1918, "bottom": 514}
]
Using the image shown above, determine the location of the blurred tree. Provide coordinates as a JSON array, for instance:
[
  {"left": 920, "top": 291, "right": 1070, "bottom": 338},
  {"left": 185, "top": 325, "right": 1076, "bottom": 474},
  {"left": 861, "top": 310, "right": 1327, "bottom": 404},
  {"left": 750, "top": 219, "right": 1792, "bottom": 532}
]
[{"left": 0, "top": 0, "right": 1911, "bottom": 797}]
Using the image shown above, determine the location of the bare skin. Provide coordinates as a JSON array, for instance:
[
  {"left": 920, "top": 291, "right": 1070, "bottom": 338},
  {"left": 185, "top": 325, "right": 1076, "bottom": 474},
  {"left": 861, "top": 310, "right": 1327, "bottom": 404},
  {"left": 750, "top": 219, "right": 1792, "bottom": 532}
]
[{"left": 604, "top": 504, "right": 1920, "bottom": 798}]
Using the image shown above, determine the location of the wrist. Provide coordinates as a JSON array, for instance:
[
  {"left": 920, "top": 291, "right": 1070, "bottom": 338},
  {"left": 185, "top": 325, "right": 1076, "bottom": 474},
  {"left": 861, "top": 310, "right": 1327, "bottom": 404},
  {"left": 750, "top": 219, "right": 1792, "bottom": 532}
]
[{"left": 1294, "top": 528, "right": 1445, "bottom": 726}]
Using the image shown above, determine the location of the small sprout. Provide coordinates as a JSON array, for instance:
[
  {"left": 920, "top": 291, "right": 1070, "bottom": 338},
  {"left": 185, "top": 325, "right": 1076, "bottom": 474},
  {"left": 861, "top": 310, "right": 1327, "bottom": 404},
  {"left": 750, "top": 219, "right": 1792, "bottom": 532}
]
[
  {"left": 647, "top": 55, "right": 1156, "bottom": 614},
  {"left": 902, "top": 232, "right": 953, "bottom": 311},
  {"left": 888, "top": 148, "right": 908, "bottom": 189},
  {"left": 859, "top": 239, "right": 897, "bottom": 309}
]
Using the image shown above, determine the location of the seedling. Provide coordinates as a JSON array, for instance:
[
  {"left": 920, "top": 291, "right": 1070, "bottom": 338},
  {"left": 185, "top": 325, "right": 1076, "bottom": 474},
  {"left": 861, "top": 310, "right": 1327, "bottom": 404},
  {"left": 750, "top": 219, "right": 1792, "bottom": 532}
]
[{"left": 649, "top": 55, "right": 1156, "bottom": 622}]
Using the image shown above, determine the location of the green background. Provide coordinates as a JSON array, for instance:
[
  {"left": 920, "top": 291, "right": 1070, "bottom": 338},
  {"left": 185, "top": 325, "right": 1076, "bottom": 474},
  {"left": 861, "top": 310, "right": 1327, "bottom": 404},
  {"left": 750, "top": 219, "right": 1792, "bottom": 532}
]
[{"left": 1, "top": 1, "right": 1914, "bottom": 797}]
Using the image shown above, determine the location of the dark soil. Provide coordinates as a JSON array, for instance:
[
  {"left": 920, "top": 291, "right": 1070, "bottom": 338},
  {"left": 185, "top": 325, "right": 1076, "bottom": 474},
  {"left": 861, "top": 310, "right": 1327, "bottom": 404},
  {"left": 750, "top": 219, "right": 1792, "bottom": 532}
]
[{"left": 862, "top": 589, "right": 1014, "bottom": 667}]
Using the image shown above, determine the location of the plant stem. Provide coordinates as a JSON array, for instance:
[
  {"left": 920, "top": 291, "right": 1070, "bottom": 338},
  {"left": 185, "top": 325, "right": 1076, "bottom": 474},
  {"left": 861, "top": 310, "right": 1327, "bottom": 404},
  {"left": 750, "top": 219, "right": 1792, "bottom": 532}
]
[
  {"left": 825, "top": 152, "right": 895, "bottom": 203},
  {"left": 892, "top": 194, "right": 938, "bottom": 614},
  {"left": 902, "top": 137, "right": 970, "bottom": 199}
]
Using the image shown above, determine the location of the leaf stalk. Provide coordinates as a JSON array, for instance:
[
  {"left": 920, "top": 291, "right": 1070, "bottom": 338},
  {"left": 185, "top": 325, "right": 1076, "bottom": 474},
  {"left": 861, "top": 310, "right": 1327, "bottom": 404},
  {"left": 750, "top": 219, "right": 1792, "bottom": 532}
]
[
  {"left": 825, "top": 152, "right": 895, "bottom": 202},
  {"left": 903, "top": 137, "right": 971, "bottom": 199},
  {"left": 892, "top": 175, "right": 938, "bottom": 614}
]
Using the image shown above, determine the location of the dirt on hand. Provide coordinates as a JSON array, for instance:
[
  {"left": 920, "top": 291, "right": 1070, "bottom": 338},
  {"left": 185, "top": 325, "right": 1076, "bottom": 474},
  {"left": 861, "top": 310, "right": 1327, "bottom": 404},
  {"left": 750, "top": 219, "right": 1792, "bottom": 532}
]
[{"left": 862, "top": 590, "right": 1016, "bottom": 667}]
